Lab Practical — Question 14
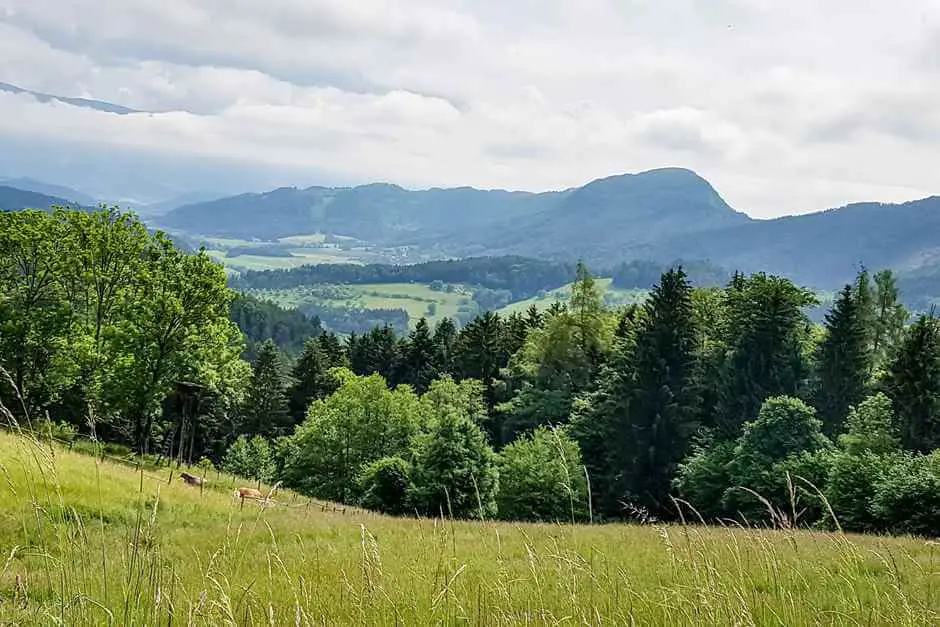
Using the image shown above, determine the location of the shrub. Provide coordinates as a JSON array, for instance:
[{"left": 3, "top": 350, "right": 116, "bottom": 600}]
[
  {"left": 871, "top": 451, "right": 940, "bottom": 537},
  {"left": 496, "top": 426, "right": 588, "bottom": 523},
  {"left": 223, "top": 435, "right": 275, "bottom": 483},
  {"left": 357, "top": 456, "right": 413, "bottom": 515},
  {"left": 826, "top": 452, "right": 899, "bottom": 532}
]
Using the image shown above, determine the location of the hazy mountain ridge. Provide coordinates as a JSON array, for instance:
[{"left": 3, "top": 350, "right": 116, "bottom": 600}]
[{"left": 0, "top": 185, "right": 91, "bottom": 212}]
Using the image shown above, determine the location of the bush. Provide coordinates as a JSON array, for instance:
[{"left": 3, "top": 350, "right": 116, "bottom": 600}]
[
  {"left": 673, "top": 439, "right": 735, "bottom": 522},
  {"left": 357, "top": 456, "right": 413, "bottom": 515},
  {"left": 871, "top": 451, "right": 940, "bottom": 537},
  {"left": 826, "top": 452, "right": 899, "bottom": 532},
  {"left": 408, "top": 411, "right": 498, "bottom": 519},
  {"left": 223, "top": 435, "right": 275, "bottom": 483},
  {"left": 496, "top": 426, "right": 588, "bottom": 523}
]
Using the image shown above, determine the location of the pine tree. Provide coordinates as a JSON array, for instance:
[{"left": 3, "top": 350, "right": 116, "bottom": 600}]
[
  {"left": 432, "top": 317, "right": 458, "bottom": 377},
  {"left": 717, "top": 273, "right": 816, "bottom": 436},
  {"left": 813, "top": 284, "right": 872, "bottom": 436},
  {"left": 242, "top": 340, "right": 291, "bottom": 437},
  {"left": 454, "top": 312, "right": 504, "bottom": 408},
  {"left": 317, "top": 331, "right": 347, "bottom": 367},
  {"left": 402, "top": 318, "right": 438, "bottom": 394},
  {"left": 883, "top": 315, "right": 940, "bottom": 453},
  {"left": 287, "top": 338, "right": 337, "bottom": 424},
  {"left": 619, "top": 267, "right": 700, "bottom": 515},
  {"left": 869, "top": 270, "right": 908, "bottom": 373}
]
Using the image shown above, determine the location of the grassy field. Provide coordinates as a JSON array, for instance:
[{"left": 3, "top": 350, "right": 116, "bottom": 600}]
[
  {"left": 0, "top": 430, "right": 937, "bottom": 625},
  {"left": 248, "top": 283, "right": 473, "bottom": 328},
  {"left": 498, "top": 279, "right": 650, "bottom": 316}
]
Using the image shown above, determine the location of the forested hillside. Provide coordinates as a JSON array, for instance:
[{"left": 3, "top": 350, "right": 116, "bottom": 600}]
[{"left": 2, "top": 208, "right": 938, "bottom": 536}]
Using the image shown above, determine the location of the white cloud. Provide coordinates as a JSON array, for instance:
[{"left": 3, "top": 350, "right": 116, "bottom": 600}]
[{"left": 0, "top": 0, "right": 939, "bottom": 216}]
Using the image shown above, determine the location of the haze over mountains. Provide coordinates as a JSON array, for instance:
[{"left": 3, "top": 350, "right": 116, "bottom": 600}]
[
  {"left": 155, "top": 167, "right": 940, "bottom": 290},
  {"left": 5, "top": 162, "right": 940, "bottom": 300}
]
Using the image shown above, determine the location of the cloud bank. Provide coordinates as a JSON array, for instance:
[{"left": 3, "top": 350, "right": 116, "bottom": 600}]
[{"left": 1, "top": 0, "right": 939, "bottom": 214}]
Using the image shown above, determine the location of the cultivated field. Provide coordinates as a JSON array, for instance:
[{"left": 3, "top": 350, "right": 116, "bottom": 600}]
[
  {"left": 247, "top": 283, "right": 472, "bottom": 328},
  {"left": 0, "top": 431, "right": 936, "bottom": 625}
]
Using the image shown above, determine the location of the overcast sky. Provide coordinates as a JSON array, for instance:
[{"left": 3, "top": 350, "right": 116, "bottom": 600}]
[{"left": 1, "top": 1, "right": 939, "bottom": 216}]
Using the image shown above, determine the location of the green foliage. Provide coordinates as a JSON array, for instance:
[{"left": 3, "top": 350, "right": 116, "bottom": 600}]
[
  {"left": 286, "top": 338, "right": 339, "bottom": 424},
  {"left": 871, "top": 451, "right": 940, "bottom": 537},
  {"left": 223, "top": 435, "right": 275, "bottom": 483},
  {"left": 826, "top": 452, "right": 898, "bottom": 532},
  {"left": 620, "top": 267, "right": 700, "bottom": 514},
  {"left": 883, "top": 315, "right": 940, "bottom": 453},
  {"left": 356, "top": 456, "right": 413, "bottom": 515},
  {"left": 838, "top": 393, "right": 900, "bottom": 455},
  {"left": 716, "top": 274, "right": 817, "bottom": 437},
  {"left": 279, "top": 370, "right": 425, "bottom": 502},
  {"left": 673, "top": 438, "right": 736, "bottom": 521},
  {"left": 725, "top": 396, "right": 832, "bottom": 521},
  {"left": 242, "top": 340, "right": 291, "bottom": 437},
  {"left": 812, "top": 283, "right": 872, "bottom": 436},
  {"left": 408, "top": 410, "right": 498, "bottom": 520},
  {"left": 496, "top": 426, "right": 588, "bottom": 522}
]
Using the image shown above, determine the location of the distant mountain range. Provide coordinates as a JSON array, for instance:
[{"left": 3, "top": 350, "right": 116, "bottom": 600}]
[
  {"left": 157, "top": 167, "right": 940, "bottom": 292},
  {"left": 0, "top": 185, "right": 90, "bottom": 212}
]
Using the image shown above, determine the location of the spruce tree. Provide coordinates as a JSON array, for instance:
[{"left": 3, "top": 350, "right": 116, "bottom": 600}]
[
  {"left": 869, "top": 270, "right": 908, "bottom": 373},
  {"left": 402, "top": 318, "right": 438, "bottom": 394},
  {"left": 619, "top": 267, "right": 700, "bottom": 515},
  {"left": 432, "top": 317, "right": 458, "bottom": 377},
  {"left": 287, "top": 338, "right": 337, "bottom": 424},
  {"left": 883, "top": 315, "right": 940, "bottom": 453},
  {"left": 813, "top": 284, "right": 872, "bottom": 436},
  {"left": 317, "top": 331, "right": 347, "bottom": 367},
  {"left": 242, "top": 340, "right": 291, "bottom": 437}
]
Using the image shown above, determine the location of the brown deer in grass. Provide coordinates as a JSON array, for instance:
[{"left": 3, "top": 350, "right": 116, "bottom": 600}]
[{"left": 233, "top": 483, "right": 280, "bottom": 508}]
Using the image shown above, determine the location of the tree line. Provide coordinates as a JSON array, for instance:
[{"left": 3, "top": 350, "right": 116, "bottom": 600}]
[{"left": 2, "top": 209, "right": 938, "bottom": 534}]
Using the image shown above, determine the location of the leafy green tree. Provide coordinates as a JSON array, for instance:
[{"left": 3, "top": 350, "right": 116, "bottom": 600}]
[
  {"left": 826, "top": 452, "right": 898, "bottom": 532},
  {"left": 242, "top": 340, "right": 291, "bottom": 437},
  {"left": 619, "top": 268, "right": 700, "bottom": 515},
  {"left": 357, "top": 456, "right": 413, "bottom": 515},
  {"left": 859, "top": 270, "right": 908, "bottom": 375},
  {"left": 725, "top": 396, "right": 832, "bottom": 521},
  {"left": 883, "top": 315, "right": 940, "bottom": 453},
  {"left": 0, "top": 210, "right": 75, "bottom": 415},
  {"left": 672, "top": 438, "right": 736, "bottom": 521},
  {"left": 838, "top": 393, "right": 900, "bottom": 455},
  {"left": 104, "top": 244, "right": 241, "bottom": 452},
  {"left": 408, "top": 409, "right": 498, "bottom": 519},
  {"left": 496, "top": 426, "right": 588, "bottom": 522},
  {"left": 812, "top": 284, "right": 872, "bottom": 436},
  {"left": 871, "top": 451, "right": 940, "bottom": 536},
  {"left": 279, "top": 370, "right": 425, "bottom": 502},
  {"left": 421, "top": 376, "right": 489, "bottom": 429},
  {"left": 223, "top": 435, "right": 276, "bottom": 483},
  {"left": 287, "top": 338, "right": 338, "bottom": 425}
]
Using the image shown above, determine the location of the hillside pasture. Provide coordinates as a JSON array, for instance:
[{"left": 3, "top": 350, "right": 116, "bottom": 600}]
[
  {"left": 0, "top": 431, "right": 936, "bottom": 625},
  {"left": 247, "top": 283, "right": 472, "bottom": 328},
  {"left": 498, "top": 278, "right": 650, "bottom": 316}
]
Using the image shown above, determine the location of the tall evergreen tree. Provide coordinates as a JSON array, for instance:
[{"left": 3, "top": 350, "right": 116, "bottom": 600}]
[
  {"left": 454, "top": 312, "right": 505, "bottom": 408},
  {"left": 883, "top": 315, "right": 940, "bottom": 453},
  {"left": 868, "top": 270, "right": 908, "bottom": 374},
  {"left": 287, "top": 338, "right": 337, "bottom": 424},
  {"left": 432, "top": 317, "right": 458, "bottom": 377},
  {"left": 317, "top": 331, "right": 347, "bottom": 367},
  {"left": 619, "top": 268, "right": 700, "bottom": 515},
  {"left": 813, "top": 284, "right": 872, "bottom": 436},
  {"left": 402, "top": 318, "right": 438, "bottom": 394},
  {"left": 717, "top": 273, "right": 816, "bottom": 437},
  {"left": 242, "top": 340, "right": 291, "bottom": 437}
]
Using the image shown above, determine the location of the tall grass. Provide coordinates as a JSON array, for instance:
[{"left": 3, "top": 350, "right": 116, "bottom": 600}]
[{"left": 0, "top": 409, "right": 937, "bottom": 624}]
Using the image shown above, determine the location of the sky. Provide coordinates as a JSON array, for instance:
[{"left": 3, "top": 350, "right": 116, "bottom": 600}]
[{"left": 1, "top": 0, "right": 939, "bottom": 215}]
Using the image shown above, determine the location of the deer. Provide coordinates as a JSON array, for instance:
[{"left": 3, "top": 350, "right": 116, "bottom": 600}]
[
  {"left": 233, "top": 483, "right": 281, "bottom": 508},
  {"left": 179, "top": 472, "right": 207, "bottom": 487}
]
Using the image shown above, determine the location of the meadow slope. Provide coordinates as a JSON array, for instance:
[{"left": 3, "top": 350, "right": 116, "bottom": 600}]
[{"left": 0, "top": 431, "right": 937, "bottom": 625}]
